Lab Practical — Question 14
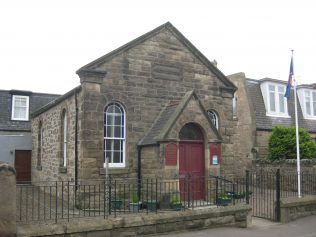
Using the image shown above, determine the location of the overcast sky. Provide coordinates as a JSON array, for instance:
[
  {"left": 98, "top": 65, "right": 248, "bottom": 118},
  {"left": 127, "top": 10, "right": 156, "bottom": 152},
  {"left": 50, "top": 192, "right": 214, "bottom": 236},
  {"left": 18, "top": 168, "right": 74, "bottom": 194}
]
[{"left": 1, "top": 0, "right": 315, "bottom": 94}]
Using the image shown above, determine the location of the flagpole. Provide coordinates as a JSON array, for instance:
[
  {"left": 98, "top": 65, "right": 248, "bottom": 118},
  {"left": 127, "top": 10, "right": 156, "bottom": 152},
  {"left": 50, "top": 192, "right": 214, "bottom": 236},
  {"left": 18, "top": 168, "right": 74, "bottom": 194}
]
[{"left": 292, "top": 50, "right": 301, "bottom": 198}]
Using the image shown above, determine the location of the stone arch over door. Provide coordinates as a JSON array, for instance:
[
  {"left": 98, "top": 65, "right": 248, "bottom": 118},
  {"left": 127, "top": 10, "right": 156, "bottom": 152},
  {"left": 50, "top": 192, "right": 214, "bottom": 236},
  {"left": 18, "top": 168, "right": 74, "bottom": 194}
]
[{"left": 179, "top": 123, "right": 205, "bottom": 200}]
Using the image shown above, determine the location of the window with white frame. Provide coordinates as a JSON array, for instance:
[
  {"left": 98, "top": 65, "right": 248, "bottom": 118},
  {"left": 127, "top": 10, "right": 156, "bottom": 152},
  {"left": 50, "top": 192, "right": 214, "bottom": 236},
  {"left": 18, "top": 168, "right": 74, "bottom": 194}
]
[
  {"left": 62, "top": 110, "right": 67, "bottom": 167},
  {"left": 303, "top": 90, "right": 316, "bottom": 118},
  {"left": 232, "top": 94, "right": 237, "bottom": 119},
  {"left": 104, "top": 102, "right": 125, "bottom": 168},
  {"left": 11, "top": 95, "right": 29, "bottom": 120},
  {"left": 266, "top": 83, "right": 288, "bottom": 116},
  {"left": 207, "top": 110, "right": 219, "bottom": 129}
]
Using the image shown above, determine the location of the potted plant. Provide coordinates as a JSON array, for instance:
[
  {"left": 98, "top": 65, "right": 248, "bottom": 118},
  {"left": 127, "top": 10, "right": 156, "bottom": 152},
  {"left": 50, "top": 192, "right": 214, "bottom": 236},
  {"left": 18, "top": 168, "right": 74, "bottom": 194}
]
[
  {"left": 226, "top": 191, "right": 245, "bottom": 199},
  {"left": 129, "top": 192, "right": 140, "bottom": 213},
  {"left": 111, "top": 195, "right": 123, "bottom": 210},
  {"left": 170, "top": 194, "right": 182, "bottom": 211},
  {"left": 217, "top": 192, "right": 232, "bottom": 206},
  {"left": 145, "top": 199, "right": 159, "bottom": 211}
]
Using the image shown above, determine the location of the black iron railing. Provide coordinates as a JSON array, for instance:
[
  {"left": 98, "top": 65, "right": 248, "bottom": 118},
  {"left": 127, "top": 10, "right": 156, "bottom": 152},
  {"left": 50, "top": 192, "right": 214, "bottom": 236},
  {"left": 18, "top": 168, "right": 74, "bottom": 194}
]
[
  {"left": 17, "top": 171, "right": 316, "bottom": 223},
  {"left": 16, "top": 176, "right": 244, "bottom": 223}
]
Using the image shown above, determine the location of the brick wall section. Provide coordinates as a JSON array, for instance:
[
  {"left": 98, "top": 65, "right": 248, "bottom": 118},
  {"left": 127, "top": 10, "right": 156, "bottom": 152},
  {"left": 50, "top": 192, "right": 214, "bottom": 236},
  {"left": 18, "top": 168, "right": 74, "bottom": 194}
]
[{"left": 32, "top": 93, "right": 77, "bottom": 182}]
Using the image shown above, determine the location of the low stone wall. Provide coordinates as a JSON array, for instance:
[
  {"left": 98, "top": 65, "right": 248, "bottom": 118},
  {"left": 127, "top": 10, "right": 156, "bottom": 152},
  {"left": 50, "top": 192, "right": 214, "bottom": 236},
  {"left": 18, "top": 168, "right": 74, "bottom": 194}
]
[
  {"left": 18, "top": 205, "right": 252, "bottom": 237},
  {"left": 0, "top": 163, "right": 16, "bottom": 237},
  {"left": 280, "top": 196, "right": 316, "bottom": 223},
  {"left": 252, "top": 159, "right": 316, "bottom": 173}
]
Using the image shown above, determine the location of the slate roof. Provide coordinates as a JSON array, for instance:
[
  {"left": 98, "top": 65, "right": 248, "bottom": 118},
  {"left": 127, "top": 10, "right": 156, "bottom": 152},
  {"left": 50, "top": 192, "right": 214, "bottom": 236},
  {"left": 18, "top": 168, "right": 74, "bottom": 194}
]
[
  {"left": 77, "top": 22, "right": 237, "bottom": 92},
  {"left": 246, "top": 79, "right": 316, "bottom": 133},
  {"left": 0, "top": 90, "right": 60, "bottom": 132},
  {"left": 138, "top": 90, "right": 221, "bottom": 146}
]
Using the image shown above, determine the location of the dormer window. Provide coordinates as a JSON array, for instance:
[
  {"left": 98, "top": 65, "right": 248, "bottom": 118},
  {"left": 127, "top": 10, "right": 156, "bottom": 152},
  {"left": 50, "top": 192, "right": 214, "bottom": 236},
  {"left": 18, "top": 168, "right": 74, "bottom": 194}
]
[
  {"left": 302, "top": 90, "right": 316, "bottom": 119},
  {"left": 11, "top": 95, "right": 29, "bottom": 121},
  {"left": 261, "top": 82, "right": 289, "bottom": 117}
]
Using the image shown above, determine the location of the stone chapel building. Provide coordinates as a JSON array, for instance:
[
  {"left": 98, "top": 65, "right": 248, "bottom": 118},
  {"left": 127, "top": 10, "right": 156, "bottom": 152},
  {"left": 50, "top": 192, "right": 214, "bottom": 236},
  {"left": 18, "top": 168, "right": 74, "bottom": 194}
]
[{"left": 31, "top": 22, "right": 251, "bottom": 184}]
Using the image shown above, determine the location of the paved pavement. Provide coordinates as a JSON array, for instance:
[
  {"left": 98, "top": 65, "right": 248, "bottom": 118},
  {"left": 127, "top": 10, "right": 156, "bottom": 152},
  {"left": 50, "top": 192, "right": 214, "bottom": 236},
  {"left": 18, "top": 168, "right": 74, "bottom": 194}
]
[{"left": 154, "top": 216, "right": 316, "bottom": 237}]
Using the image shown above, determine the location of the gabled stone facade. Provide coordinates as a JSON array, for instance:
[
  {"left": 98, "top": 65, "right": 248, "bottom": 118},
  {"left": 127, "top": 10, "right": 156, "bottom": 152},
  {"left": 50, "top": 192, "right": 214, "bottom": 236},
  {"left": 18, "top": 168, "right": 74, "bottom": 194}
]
[{"left": 31, "top": 22, "right": 251, "bottom": 183}]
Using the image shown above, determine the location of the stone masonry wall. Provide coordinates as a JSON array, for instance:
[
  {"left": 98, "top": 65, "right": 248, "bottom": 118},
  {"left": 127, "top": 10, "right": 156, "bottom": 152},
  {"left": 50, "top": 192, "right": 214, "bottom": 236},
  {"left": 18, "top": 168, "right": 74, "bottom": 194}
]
[
  {"left": 0, "top": 163, "right": 16, "bottom": 237},
  {"left": 227, "top": 73, "right": 256, "bottom": 177},
  {"left": 85, "top": 28, "right": 237, "bottom": 179},
  {"left": 32, "top": 92, "right": 77, "bottom": 182},
  {"left": 17, "top": 205, "right": 252, "bottom": 237}
]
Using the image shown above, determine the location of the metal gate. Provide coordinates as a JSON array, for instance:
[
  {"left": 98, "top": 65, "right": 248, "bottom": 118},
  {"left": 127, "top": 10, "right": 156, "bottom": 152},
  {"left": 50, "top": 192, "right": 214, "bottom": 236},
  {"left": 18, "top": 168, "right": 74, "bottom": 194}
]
[{"left": 248, "top": 170, "right": 280, "bottom": 221}]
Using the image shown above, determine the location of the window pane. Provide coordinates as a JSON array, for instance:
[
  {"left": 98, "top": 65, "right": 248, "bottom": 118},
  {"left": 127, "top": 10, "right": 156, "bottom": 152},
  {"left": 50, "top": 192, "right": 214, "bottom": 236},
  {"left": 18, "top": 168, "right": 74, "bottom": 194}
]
[
  {"left": 269, "top": 92, "right": 276, "bottom": 112},
  {"left": 114, "top": 140, "right": 120, "bottom": 151},
  {"left": 106, "top": 151, "right": 112, "bottom": 163},
  {"left": 106, "top": 125, "right": 114, "bottom": 137},
  {"left": 114, "top": 126, "right": 121, "bottom": 138},
  {"left": 279, "top": 94, "right": 285, "bottom": 113},
  {"left": 278, "top": 86, "right": 284, "bottom": 93},
  {"left": 306, "top": 95, "right": 311, "bottom": 115},
  {"left": 14, "top": 107, "right": 26, "bottom": 119},
  {"left": 114, "top": 115, "right": 121, "bottom": 126},
  {"left": 268, "top": 85, "right": 275, "bottom": 91},
  {"left": 107, "top": 105, "right": 115, "bottom": 113},
  {"left": 113, "top": 152, "right": 121, "bottom": 163},
  {"left": 106, "top": 115, "right": 113, "bottom": 125},
  {"left": 313, "top": 92, "right": 316, "bottom": 116},
  {"left": 105, "top": 139, "right": 112, "bottom": 150},
  {"left": 114, "top": 105, "right": 121, "bottom": 114}
]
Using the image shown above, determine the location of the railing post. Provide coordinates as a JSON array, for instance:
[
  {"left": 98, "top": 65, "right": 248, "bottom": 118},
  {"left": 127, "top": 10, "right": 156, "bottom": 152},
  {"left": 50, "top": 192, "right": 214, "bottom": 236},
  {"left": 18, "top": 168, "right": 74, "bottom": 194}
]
[
  {"left": 108, "top": 176, "right": 112, "bottom": 215},
  {"left": 275, "top": 169, "right": 281, "bottom": 222},
  {"left": 215, "top": 176, "right": 219, "bottom": 205},
  {"left": 245, "top": 170, "right": 250, "bottom": 205}
]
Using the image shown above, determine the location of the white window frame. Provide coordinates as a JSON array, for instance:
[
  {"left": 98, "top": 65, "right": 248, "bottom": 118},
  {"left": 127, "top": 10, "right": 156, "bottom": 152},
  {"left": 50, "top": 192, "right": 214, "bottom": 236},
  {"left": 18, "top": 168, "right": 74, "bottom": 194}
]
[
  {"left": 232, "top": 94, "right": 237, "bottom": 119},
  {"left": 207, "top": 110, "right": 219, "bottom": 129},
  {"left": 265, "top": 83, "right": 289, "bottom": 117},
  {"left": 63, "top": 111, "right": 67, "bottom": 167},
  {"left": 11, "top": 95, "right": 29, "bottom": 121},
  {"left": 302, "top": 89, "right": 316, "bottom": 120},
  {"left": 104, "top": 102, "right": 126, "bottom": 168}
]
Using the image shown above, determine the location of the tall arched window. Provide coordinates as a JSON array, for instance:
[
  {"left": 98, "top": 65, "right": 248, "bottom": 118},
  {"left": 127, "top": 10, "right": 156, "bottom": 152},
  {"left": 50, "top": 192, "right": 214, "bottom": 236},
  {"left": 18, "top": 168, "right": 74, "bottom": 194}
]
[
  {"left": 62, "top": 110, "right": 67, "bottom": 167},
  {"left": 37, "top": 121, "right": 43, "bottom": 168},
  {"left": 104, "top": 102, "right": 125, "bottom": 168},
  {"left": 207, "top": 110, "right": 219, "bottom": 129}
]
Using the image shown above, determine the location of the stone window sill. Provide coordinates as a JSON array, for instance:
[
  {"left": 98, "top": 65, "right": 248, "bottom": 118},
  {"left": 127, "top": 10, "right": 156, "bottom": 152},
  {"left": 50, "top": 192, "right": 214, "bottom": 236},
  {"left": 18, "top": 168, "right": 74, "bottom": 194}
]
[
  {"left": 99, "top": 168, "right": 128, "bottom": 175},
  {"left": 59, "top": 167, "right": 67, "bottom": 173}
]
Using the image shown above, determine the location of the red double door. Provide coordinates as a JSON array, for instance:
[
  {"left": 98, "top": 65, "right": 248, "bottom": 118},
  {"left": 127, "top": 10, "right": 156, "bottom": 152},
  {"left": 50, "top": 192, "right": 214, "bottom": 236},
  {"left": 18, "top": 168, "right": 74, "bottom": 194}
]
[{"left": 179, "top": 142, "right": 205, "bottom": 200}]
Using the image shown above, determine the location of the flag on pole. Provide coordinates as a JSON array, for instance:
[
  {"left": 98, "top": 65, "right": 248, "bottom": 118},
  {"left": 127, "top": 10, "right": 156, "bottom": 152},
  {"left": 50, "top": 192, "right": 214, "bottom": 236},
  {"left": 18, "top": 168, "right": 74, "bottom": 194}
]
[{"left": 284, "top": 56, "right": 294, "bottom": 99}]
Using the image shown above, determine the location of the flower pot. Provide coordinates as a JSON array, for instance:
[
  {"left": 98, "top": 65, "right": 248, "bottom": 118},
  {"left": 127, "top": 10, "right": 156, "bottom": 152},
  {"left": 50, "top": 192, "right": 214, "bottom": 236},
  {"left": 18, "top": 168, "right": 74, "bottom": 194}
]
[
  {"left": 111, "top": 200, "right": 123, "bottom": 210},
  {"left": 170, "top": 202, "right": 182, "bottom": 211},
  {"left": 146, "top": 200, "right": 158, "bottom": 211},
  {"left": 217, "top": 198, "right": 232, "bottom": 206},
  {"left": 129, "top": 203, "right": 140, "bottom": 213}
]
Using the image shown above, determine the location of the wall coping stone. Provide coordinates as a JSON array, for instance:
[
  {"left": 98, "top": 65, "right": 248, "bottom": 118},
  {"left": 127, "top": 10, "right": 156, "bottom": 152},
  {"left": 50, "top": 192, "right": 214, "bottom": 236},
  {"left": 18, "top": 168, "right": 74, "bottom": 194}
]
[{"left": 18, "top": 205, "right": 252, "bottom": 237}]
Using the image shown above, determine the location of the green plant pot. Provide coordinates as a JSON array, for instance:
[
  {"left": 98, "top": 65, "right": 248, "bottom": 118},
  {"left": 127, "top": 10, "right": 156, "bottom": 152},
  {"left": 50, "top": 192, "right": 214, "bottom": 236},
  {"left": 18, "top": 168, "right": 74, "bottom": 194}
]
[
  {"left": 217, "top": 198, "right": 232, "bottom": 206},
  {"left": 111, "top": 200, "right": 123, "bottom": 210},
  {"left": 170, "top": 202, "right": 182, "bottom": 211},
  {"left": 146, "top": 200, "right": 158, "bottom": 211},
  {"left": 129, "top": 203, "right": 140, "bottom": 213}
]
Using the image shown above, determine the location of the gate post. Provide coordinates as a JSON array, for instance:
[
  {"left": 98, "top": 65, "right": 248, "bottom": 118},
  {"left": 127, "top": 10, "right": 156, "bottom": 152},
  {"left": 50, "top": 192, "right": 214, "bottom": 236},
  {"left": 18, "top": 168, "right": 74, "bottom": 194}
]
[
  {"left": 275, "top": 169, "right": 281, "bottom": 222},
  {"left": 0, "top": 163, "right": 16, "bottom": 237},
  {"left": 245, "top": 170, "right": 250, "bottom": 204}
]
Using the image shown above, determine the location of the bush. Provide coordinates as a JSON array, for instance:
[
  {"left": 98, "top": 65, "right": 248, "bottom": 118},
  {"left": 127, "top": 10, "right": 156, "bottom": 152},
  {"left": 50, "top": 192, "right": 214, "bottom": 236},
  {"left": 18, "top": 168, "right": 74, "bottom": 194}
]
[{"left": 268, "top": 126, "right": 316, "bottom": 160}]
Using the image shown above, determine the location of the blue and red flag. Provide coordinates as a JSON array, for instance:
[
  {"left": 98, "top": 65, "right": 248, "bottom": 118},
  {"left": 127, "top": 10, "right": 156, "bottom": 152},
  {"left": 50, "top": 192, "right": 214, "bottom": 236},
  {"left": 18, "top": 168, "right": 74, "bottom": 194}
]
[{"left": 284, "top": 55, "right": 294, "bottom": 99}]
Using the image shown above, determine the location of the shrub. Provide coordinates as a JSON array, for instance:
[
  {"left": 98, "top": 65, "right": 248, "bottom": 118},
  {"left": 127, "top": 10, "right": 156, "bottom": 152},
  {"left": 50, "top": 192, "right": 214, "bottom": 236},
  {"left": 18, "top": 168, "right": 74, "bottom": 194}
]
[{"left": 268, "top": 126, "right": 316, "bottom": 160}]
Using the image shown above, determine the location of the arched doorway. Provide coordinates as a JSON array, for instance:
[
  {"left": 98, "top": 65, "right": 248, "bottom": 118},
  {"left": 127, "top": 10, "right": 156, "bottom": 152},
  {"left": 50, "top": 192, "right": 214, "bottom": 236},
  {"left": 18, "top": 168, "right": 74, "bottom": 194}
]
[{"left": 179, "top": 123, "right": 205, "bottom": 200}]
